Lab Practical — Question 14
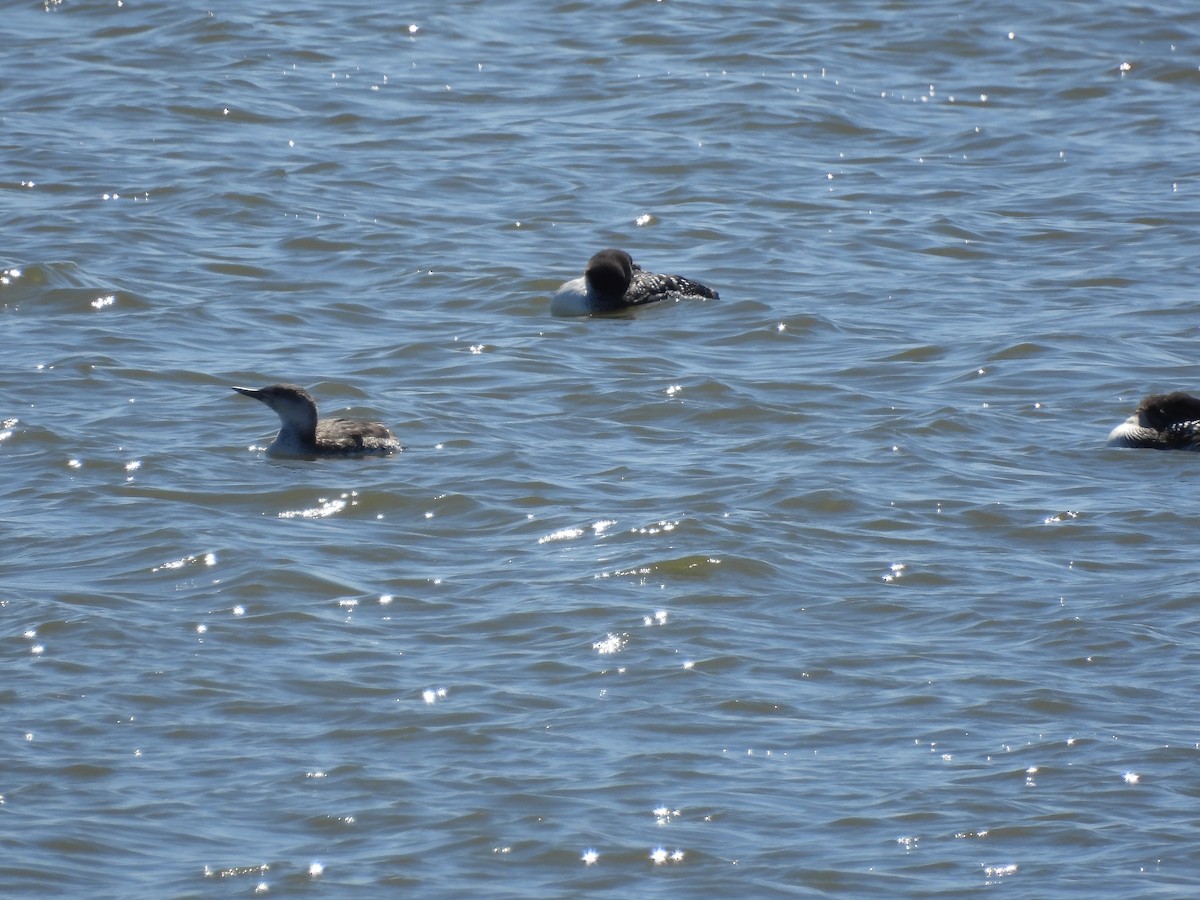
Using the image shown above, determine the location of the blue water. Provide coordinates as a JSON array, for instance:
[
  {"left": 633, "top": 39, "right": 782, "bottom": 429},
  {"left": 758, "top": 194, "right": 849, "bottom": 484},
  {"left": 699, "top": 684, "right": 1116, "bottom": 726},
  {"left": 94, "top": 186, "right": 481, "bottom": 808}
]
[{"left": 5, "top": 1, "right": 1200, "bottom": 896}]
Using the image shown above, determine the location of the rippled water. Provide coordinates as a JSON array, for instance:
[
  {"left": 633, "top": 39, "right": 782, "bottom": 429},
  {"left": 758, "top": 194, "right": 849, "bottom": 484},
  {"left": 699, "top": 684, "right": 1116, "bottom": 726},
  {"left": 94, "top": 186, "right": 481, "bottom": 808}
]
[{"left": 5, "top": 1, "right": 1200, "bottom": 896}]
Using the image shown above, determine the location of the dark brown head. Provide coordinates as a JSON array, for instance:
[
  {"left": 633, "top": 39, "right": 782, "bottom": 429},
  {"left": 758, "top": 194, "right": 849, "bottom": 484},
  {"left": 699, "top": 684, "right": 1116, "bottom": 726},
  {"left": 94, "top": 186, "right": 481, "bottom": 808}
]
[
  {"left": 1137, "top": 392, "right": 1200, "bottom": 429},
  {"left": 584, "top": 248, "right": 635, "bottom": 301}
]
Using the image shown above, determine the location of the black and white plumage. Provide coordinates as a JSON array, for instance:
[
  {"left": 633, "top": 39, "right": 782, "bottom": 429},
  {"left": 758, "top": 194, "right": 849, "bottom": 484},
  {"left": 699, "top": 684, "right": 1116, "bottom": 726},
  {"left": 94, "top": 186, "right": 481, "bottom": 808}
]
[
  {"left": 550, "top": 248, "right": 718, "bottom": 316},
  {"left": 1107, "top": 392, "right": 1200, "bottom": 451},
  {"left": 232, "top": 383, "right": 400, "bottom": 458}
]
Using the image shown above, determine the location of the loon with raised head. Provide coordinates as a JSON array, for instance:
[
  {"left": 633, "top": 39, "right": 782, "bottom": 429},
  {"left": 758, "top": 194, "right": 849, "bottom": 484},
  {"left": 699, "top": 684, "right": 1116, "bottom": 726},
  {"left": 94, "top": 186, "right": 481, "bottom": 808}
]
[
  {"left": 550, "top": 248, "right": 718, "bottom": 317},
  {"left": 1107, "top": 392, "right": 1200, "bottom": 450},
  {"left": 232, "top": 383, "right": 401, "bottom": 458}
]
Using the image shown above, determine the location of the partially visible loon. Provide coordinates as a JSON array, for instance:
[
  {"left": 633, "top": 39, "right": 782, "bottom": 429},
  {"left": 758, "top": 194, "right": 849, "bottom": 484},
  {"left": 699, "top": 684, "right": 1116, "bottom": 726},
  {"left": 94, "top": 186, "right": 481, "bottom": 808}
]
[
  {"left": 550, "top": 248, "right": 718, "bottom": 316},
  {"left": 232, "top": 383, "right": 401, "bottom": 458},
  {"left": 1107, "top": 392, "right": 1200, "bottom": 450}
]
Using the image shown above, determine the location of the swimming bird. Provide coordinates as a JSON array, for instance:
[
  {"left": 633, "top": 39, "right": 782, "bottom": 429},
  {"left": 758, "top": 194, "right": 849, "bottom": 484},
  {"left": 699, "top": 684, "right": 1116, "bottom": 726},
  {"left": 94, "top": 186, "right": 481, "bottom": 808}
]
[
  {"left": 232, "top": 383, "right": 400, "bottom": 458},
  {"left": 550, "top": 248, "right": 718, "bottom": 316},
  {"left": 1107, "top": 392, "right": 1200, "bottom": 450}
]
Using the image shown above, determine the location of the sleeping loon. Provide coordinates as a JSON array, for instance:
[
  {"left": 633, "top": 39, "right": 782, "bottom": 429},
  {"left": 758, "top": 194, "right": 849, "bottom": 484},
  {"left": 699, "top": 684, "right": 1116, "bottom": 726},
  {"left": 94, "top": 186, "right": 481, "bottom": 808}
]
[
  {"left": 232, "top": 383, "right": 401, "bottom": 458},
  {"left": 1107, "top": 392, "right": 1200, "bottom": 450},
  {"left": 550, "top": 248, "right": 718, "bottom": 316}
]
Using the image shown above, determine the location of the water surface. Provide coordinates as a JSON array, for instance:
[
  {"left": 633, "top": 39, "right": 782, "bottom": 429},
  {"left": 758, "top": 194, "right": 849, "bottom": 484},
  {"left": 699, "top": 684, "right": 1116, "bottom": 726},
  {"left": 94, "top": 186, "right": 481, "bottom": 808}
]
[{"left": 4, "top": 1, "right": 1200, "bottom": 896}]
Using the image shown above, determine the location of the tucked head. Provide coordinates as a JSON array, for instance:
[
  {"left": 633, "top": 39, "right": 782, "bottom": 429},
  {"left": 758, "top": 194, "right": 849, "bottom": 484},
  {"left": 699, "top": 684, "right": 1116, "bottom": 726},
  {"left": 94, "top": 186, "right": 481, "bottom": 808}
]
[
  {"left": 232, "top": 383, "right": 318, "bottom": 430},
  {"left": 1137, "top": 392, "right": 1200, "bottom": 429},
  {"left": 584, "top": 248, "right": 635, "bottom": 299}
]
